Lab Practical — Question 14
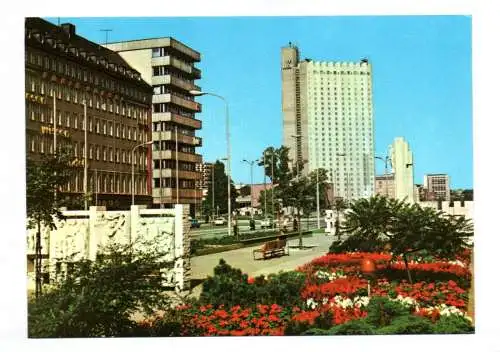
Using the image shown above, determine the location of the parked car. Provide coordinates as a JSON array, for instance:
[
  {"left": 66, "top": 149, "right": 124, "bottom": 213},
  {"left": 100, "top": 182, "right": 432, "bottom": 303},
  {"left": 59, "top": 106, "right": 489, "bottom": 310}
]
[
  {"left": 190, "top": 218, "right": 201, "bottom": 229},
  {"left": 260, "top": 217, "right": 273, "bottom": 229},
  {"left": 213, "top": 217, "right": 227, "bottom": 226}
]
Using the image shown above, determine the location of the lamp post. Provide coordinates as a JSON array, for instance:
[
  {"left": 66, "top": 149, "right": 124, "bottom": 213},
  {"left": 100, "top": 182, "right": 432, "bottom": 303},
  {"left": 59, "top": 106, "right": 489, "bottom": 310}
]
[
  {"left": 265, "top": 150, "right": 275, "bottom": 224},
  {"left": 375, "top": 155, "right": 390, "bottom": 197},
  {"left": 190, "top": 90, "right": 231, "bottom": 238},
  {"left": 131, "top": 140, "right": 153, "bottom": 206},
  {"left": 83, "top": 99, "right": 88, "bottom": 210},
  {"left": 242, "top": 159, "right": 258, "bottom": 219}
]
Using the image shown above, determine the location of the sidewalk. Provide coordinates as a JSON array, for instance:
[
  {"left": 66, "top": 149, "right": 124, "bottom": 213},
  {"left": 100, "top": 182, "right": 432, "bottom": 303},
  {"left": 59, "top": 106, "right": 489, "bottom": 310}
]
[{"left": 187, "top": 233, "right": 334, "bottom": 298}]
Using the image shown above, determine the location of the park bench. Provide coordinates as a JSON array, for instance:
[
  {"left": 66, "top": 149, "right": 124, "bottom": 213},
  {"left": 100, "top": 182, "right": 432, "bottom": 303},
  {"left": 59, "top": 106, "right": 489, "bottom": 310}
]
[{"left": 252, "top": 239, "right": 289, "bottom": 260}]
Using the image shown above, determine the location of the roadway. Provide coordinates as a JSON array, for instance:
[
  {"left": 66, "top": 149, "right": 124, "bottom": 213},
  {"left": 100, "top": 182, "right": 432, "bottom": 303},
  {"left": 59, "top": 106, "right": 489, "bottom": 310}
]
[{"left": 188, "top": 218, "right": 327, "bottom": 239}]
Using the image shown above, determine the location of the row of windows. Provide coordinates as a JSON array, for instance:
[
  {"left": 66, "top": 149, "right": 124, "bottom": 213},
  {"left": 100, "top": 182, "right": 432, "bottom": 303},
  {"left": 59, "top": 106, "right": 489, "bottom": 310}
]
[
  {"left": 153, "top": 159, "right": 196, "bottom": 172},
  {"left": 26, "top": 50, "right": 148, "bottom": 102},
  {"left": 152, "top": 122, "right": 195, "bottom": 136},
  {"left": 26, "top": 74, "right": 148, "bottom": 123},
  {"left": 311, "top": 70, "right": 371, "bottom": 75},
  {"left": 26, "top": 136, "right": 148, "bottom": 169},
  {"left": 153, "top": 103, "right": 195, "bottom": 118},
  {"left": 61, "top": 172, "right": 147, "bottom": 195},
  {"left": 152, "top": 65, "right": 194, "bottom": 82},
  {"left": 153, "top": 177, "right": 195, "bottom": 189},
  {"left": 153, "top": 141, "right": 195, "bottom": 154},
  {"left": 153, "top": 85, "right": 194, "bottom": 101},
  {"left": 27, "top": 105, "right": 146, "bottom": 142}
]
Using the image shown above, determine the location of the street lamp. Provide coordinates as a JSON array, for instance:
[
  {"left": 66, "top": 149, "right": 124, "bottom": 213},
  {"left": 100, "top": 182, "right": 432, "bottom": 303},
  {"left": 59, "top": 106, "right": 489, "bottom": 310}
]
[
  {"left": 131, "top": 140, "right": 153, "bottom": 206},
  {"left": 242, "top": 159, "right": 258, "bottom": 219},
  {"left": 190, "top": 90, "right": 232, "bottom": 238},
  {"left": 264, "top": 150, "right": 275, "bottom": 224},
  {"left": 375, "top": 155, "right": 390, "bottom": 197}
]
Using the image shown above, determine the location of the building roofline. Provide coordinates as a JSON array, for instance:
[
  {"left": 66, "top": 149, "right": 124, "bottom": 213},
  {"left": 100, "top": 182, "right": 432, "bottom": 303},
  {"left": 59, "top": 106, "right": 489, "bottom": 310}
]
[{"left": 104, "top": 37, "right": 201, "bottom": 60}]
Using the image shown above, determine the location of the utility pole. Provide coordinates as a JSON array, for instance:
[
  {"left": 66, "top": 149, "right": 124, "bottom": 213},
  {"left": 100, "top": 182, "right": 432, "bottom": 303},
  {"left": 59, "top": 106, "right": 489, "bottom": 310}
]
[{"left": 100, "top": 29, "right": 113, "bottom": 45}]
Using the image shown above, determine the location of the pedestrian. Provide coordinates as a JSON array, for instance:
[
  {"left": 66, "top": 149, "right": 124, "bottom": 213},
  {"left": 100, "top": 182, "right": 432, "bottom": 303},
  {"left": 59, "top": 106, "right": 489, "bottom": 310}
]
[{"left": 232, "top": 217, "right": 239, "bottom": 238}]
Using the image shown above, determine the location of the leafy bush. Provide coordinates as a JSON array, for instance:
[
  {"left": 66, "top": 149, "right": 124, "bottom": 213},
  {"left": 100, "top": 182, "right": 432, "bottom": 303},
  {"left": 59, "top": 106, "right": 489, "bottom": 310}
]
[
  {"left": 329, "top": 318, "right": 374, "bottom": 335},
  {"left": 365, "top": 296, "right": 410, "bottom": 328},
  {"left": 28, "top": 238, "right": 171, "bottom": 337},
  {"left": 433, "top": 315, "right": 474, "bottom": 334},
  {"left": 200, "top": 260, "right": 306, "bottom": 308},
  {"left": 376, "top": 315, "right": 434, "bottom": 334}
]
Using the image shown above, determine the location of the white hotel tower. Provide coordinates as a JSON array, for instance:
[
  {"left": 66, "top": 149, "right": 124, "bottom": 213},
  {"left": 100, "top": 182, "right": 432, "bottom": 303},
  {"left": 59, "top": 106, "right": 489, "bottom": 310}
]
[{"left": 281, "top": 43, "right": 375, "bottom": 200}]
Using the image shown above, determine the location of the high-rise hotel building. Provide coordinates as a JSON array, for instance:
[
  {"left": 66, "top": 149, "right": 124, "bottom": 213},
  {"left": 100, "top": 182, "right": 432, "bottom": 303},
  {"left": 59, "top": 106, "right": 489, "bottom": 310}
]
[
  {"left": 105, "top": 39, "right": 202, "bottom": 211},
  {"left": 25, "top": 18, "right": 153, "bottom": 209},
  {"left": 281, "top": 43, "right": 375, "bottom": 200}
]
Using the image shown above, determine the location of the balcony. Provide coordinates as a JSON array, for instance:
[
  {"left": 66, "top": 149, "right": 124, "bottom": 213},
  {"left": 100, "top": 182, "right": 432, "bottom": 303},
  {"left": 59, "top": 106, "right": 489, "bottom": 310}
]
[
  {"left": 151, "top": 56, "right": 194, "bottom": 76},
  {"left": 170, "top": 39, "right": 201, "bottom": 62},
  {"left": 152, "top": 112, "right": 202, "bottom": 129},
  {"left": 152, "top": 169, "right": 200, "bottom": 180},
  {"left": 152, "top": 150, "right": 202, "bottom": 163},
  {"left": 152, "top": 187, "right": 202, "bottom": 200},
  {"left": 152, "top": 131, "right": 202, "bottom": 146},
  {"left": 152, "top": 94, "right": 201, "bottom": 112},
  {"left": 151, "top": 75, "right": 201, "bottom": 92}
]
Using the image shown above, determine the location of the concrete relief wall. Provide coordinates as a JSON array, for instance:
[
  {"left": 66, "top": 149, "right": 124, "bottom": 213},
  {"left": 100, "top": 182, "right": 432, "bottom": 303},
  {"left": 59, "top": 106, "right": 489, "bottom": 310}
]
[{"left": 27, "top": 205, "right": 189, "bottom": 292}]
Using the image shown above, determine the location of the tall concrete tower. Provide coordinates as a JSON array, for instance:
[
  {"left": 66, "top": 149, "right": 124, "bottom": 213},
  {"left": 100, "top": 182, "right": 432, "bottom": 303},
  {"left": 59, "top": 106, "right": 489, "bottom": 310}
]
[
  {"left": 390, "top": 137, "right": 415, "bottom": 203},
  {"left": 281, "top": 44, "right": 375, "bottom": 200}
]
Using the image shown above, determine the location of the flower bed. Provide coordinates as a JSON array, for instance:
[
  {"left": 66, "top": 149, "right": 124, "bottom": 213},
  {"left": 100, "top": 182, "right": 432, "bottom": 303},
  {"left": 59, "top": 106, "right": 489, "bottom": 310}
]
[{"left": 141, "top": 251, "right": 473, "bottom": 336}]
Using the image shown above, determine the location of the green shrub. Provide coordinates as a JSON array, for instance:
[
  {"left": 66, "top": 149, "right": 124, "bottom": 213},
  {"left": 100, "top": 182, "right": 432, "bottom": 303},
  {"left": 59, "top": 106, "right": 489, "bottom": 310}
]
[
  {"left": 28, "top": 239, "right": 171, "bottom": 338},
  {"left": 301, "top": 328, "right": 330, "bottom": 335},
  {"left": 329, "top": 319, "right": 374, "bottom": 335},
  {"left": 200, "top": 260, "right": 306, "bottom": 308},
  {"left": 433, "top": 315, "right": 474, "bottom": 334},
  {"left": 365, "top": 296, "right": 410, "bottom": 328},
  {"left": 376, "top": 315, "right": 434, "bottom": 335}
]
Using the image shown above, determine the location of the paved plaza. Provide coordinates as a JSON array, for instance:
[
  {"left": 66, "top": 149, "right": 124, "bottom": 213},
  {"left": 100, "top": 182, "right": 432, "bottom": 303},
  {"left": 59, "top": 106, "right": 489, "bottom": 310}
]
[{"left": 187, "top": 232, "right": 336, "bottom": 298}]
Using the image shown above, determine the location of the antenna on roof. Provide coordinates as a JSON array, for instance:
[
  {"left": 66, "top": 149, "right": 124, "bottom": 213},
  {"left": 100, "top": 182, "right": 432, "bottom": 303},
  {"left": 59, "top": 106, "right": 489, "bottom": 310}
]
[{"left": 100, "top": 29, "right": 113, "bottom": 45}]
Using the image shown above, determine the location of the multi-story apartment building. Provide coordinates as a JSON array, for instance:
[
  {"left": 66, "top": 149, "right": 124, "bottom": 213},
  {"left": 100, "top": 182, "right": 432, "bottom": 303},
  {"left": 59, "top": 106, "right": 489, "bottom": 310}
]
[
  {"left": 105, "top": 38, "right": 202, "bottom": 212},
  {"left": 281, "top": 43, "right": 375, "bottom": 200},
  {"left": 25, "top": 18, "right": 153, "bottom": 209},
  {"left": 375, "top": 174, "right": 395, "bottom": 199},
  {"left": 196, "top": 162, "right": 214, "bottom": 200},
  {"left": 424, "top": 174, "right": 451, "bottom": 201},
  {"left": 390, "top": 137, "right": 415, "bottom": 202}
]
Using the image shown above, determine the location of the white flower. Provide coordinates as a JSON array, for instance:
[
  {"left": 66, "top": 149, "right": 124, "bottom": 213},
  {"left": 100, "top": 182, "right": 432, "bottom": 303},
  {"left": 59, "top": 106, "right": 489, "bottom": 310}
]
[{"left": 306, "top": 297, "right": 318, "bottom": 310}]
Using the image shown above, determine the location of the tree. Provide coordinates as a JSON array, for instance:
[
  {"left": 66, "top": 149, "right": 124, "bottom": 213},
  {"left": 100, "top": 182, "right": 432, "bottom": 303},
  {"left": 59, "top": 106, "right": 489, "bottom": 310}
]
[
  {"left": 26, "top": 145, "right": 77, "bottom": 298},
  {"left": 388, "top": 205, "right": 473, "bottom": 283},
  {"left": 27, "top": 236, "right": 172, "bottom": 337},
  {"left": 202, "top": 160, "right": 237, "bottom": 217},
  {"left": 308, "top": 168, "right": 330, "bottom": 211},
  {"left": 330, "top": 196, "right": 473, "bottom": 284}
]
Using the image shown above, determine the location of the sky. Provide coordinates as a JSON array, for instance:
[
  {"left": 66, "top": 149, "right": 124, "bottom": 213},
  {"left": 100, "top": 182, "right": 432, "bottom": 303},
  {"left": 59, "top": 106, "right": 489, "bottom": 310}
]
[{"left": 46, "top": 16, "right": 473, "bottom": 189}]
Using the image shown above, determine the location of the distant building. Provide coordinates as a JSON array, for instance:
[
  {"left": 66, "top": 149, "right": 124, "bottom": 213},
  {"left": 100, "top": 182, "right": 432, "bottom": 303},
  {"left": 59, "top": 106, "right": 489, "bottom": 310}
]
[
  {"left": 281, "top": 43, "right": 375, "bottom": 200},
  {"left": 195, "top": 162, "right": 213, "bottom": 200},
  {"left": 375, "top": 174, "right": 395, "bottom": 198},
  {"left": 424, "top": 174, "right": 450, "bottom": 201},
  {"left": 390, "top": 137, "right": 415, "bottom": 202}
]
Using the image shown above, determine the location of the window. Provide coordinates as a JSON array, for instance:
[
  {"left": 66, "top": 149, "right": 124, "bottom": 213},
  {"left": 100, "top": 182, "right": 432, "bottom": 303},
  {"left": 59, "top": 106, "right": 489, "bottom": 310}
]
[
  {"left": 103, "top": 122, "right": 107, "bottom": 135},
  {"left": 89, "top": 145, "right": 93, "bottom": 159},
  {"left": 96, "top": 146, "right": 100, "bottom": 160},
  {"left": 103, "top": 148, "right": 107, "bottom": 161}
]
